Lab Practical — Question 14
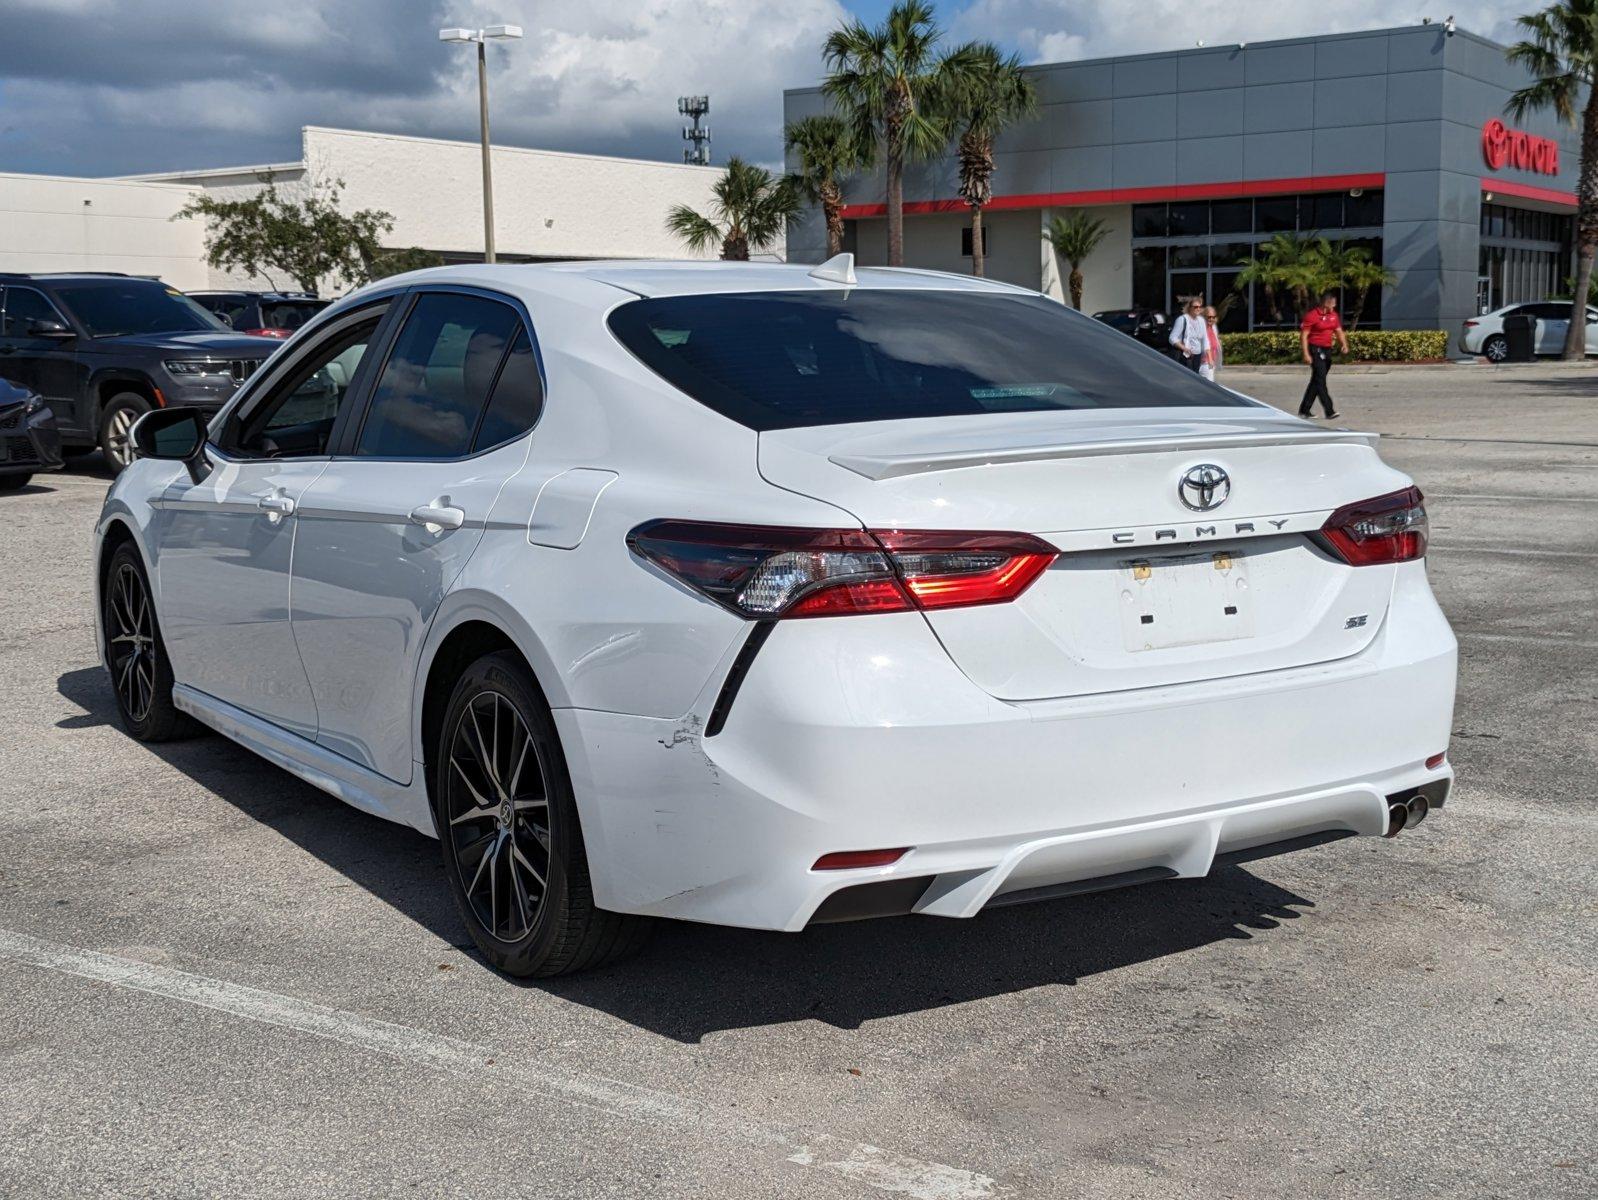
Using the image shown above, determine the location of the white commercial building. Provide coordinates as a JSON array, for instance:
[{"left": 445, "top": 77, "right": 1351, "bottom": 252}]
[{"left": 1, "top": 126, "right": 727, "bottom": 293}]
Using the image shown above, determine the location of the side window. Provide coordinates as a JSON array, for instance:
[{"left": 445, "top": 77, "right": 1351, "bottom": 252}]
[
  {"left": 229, "top": 316, "right": 382, "bottom": 459},
  {"left": 3, "top": 287, "right": 63, "bottom": 337},
  {"left": 355, "top": 293, "right": 520, "bottom": 459},
  {"left": 473, "top": 327, "right": 543, "bottom": 451}
]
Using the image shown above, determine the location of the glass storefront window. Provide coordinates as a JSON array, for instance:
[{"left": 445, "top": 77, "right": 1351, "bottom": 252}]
[
  {"left": 1254, "top": 196, "right": 1297, "bottom": 232},
  {"left": 1345, "top": 190, "right": 1384, "bottom": 228},
  {"left": 1123, "top": 190, "right": 1389, "bottom": 327},
  {"left": 1211, "top": 200, "right": 1252, "bottom": 234},
  {"left": 1167, "top": 202, "right": 1209, "bottom": 236},
  {"left": 1210, "top": 242, "right": 1255, "bottom": 270},
  {"left": 1306, "top": 193, "right": 1344, "bottom": 231},
  {"left": 1132, "top": 246, "right": 1167, "bottom": 311},
  {"left": 1132, "top": 204, "right": 1168, "bottom": 238}
]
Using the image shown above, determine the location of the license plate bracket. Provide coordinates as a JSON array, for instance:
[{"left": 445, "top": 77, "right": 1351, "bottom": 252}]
[{"left": 1119, "top": 549, "right": 1255, "bottom": 651}]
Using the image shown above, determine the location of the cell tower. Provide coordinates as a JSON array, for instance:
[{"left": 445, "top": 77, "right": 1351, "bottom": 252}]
[{"left": 679, "top": 96, "right": 711, "bottom": 165}]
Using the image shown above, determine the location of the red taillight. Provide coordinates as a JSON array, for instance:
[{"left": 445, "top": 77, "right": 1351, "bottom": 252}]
[
  {"left": 1426, "top": 752, "right": 1446, "bottom": 770},
  {"left": 1318, "top": 486, "right": 1428, "bottom": 566},
  {"left": 628, "top": 521, "right": 1057, "bottom": 619},
  {"left": 1462, "top": 320, "right": 1478, "bottom": 328},
  {"left": 874, "top": 530, "right": 1056, "bottom": 610},
  {"left": 245, "top": 328, "right": 292, "bottom": 339},
  {"left": 813, "top": 848, "right": 910, "bottom": 870}
]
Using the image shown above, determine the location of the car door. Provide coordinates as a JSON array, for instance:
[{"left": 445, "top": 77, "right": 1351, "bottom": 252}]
[
  {"left": 1587, "top": 307, "right": 1598, "bottom": 354},
  {"left": 0, "top": 286, "right": 85, "bottom": 432},
  {"left": 290, "top": 288, "right": 543, "bottom": 783},
  {"left": 152, "top": 302, "right": 392, "bottom": 738},
  {"left": 1532, "top": 303, "right": 1570, "bottom": 354}
]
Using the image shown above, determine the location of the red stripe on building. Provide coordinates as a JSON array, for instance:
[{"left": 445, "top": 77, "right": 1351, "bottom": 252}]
[
  {"left": 838, "top": 173, "right": 1387, "bottom": 219},
  {"left": 1480, "top": 177, "right": 1578, "bottom": 208}
]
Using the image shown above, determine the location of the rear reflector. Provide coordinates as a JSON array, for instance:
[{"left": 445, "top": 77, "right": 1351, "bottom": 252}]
[
  {"left": 628, "top": 520, "right": 1057, "bottom": 619},
  {"left": 813, "top": 848, "right": 910, "bottom": 871},
  {"left": 1318, "top": 486, "right": 1428, "bottom": 565},
  {"left": 1426, "top": 752, "right": 1446, "bottom": 770}
]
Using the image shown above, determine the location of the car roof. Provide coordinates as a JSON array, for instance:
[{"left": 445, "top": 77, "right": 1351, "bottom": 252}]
[{"left": 348, "top": 259, "right": 1036, "bottom": 305}]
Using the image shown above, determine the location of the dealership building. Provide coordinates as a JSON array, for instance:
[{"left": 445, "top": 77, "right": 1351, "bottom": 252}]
[{"left": 784, "top": 23, "right": 1584, "bottom": 333}]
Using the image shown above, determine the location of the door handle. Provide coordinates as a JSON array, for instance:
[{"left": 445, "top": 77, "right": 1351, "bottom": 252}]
[
  {"left": 258, "top": 493, "right": 296, "bottom": 520},
  {"left": 409, "top": 503, "right": 465, "bottom": 532},
  {"left": 0, "top": 346, "right": 15, "bottom": 355}
]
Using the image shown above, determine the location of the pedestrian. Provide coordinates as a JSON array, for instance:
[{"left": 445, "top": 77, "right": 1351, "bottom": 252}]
[
  {"left": 1299, "top": 290, "right": 1350, "bottom": 418},
  {"left": 1169, "top": 297, "right": 1207, "bottom": 372},
  {"left": 1200, "top": 305, "right": 1222, "bottom": 381}
]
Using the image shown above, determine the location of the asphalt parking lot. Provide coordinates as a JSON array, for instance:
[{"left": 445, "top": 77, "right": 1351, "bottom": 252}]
[{"left": 1, "top": 362, "right": 1594, "bottom": 1199}]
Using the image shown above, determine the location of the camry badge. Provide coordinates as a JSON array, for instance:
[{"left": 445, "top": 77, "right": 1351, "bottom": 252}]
[{"left": 1177, "top": 464, "right": 1231, "bottom": 512}]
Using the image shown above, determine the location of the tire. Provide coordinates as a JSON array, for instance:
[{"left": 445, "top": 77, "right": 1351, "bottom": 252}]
[
  {"left": 1481, "top": 335, "right": 1508, "bottom": 364},
  {"left": 435, "top": 650, "right": 651, "bottom": 977},
  {"left": 99, "top": 392, "right": 151, "bottom": 474},
  {"left": 0, "top": 474, "right": 32, "bottom": 491},
  {"left": 101, "top": 542, "right": 192, "bottom": 741}
]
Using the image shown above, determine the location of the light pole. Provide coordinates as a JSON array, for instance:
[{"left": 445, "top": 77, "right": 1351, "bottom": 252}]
[{"left": 439, "top": 23, "right": 523, "bottom": 263}]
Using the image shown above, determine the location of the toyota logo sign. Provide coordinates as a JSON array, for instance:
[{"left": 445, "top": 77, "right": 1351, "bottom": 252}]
[
  {"left": 1177, "top": 464, "right": 1231, "bottom": 512},
  {"left": 1481, "top": 118, "right": 1559, "bottom": 176}
]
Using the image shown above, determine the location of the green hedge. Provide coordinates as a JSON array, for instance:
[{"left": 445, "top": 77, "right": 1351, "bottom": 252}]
[{"left": 1220, "top": 330, "right": 1450, "bottom": 365}]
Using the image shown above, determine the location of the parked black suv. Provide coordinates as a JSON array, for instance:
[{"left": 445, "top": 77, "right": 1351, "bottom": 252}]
[
  {"left": 0, "top": 273, "right": 277, "bottom": 471},
  {"left": 188, "top": 290, "right": 330, "bottom": 340}
]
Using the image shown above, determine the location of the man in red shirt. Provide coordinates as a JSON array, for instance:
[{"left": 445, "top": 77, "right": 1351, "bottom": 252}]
[{"left": 1299, "top": 291, "right": 1352, "bottom": 419}]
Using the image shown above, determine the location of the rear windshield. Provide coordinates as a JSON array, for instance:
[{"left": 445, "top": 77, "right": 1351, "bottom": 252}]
[{"left": 607, "top": 290, "right": 1249, "bottom": 431}]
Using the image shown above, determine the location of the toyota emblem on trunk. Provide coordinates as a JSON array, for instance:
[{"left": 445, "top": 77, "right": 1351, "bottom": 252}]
[{"left": 1178, "top": 464, "right": 1230, "bottom": 511}]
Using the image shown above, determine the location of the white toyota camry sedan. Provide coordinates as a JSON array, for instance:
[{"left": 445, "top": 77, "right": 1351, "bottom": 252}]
[{"left": 96, "top": 258, "right": 1457, "bottom": 976}]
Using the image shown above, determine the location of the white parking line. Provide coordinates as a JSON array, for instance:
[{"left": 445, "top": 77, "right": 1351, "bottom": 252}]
[{"left": 0, "top": 927, "right": 999, "bottom": 1200}]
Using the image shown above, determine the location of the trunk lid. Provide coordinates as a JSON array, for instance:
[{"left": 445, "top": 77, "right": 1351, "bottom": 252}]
[{"left": 758, "top": 406, "right": 1411, "bottom": 701}]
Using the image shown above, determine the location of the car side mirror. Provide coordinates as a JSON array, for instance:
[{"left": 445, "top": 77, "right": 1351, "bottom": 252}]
[
  {"left": 28, "top": 318, "right": 73, "bottom": 339},
  {"left": 131, "top": 407, "right": 210, "bottom": 483}
]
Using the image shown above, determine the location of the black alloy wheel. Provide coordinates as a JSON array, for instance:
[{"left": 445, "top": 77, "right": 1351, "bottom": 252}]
[
  {"left": 101, "top": 542, "right": 190, "bottom": 741},
  {"left": 436, "top": 651, "right": 650, "bottom": 977},
  {"left": 106, "top": 559, "right": 157, "bottom": 725},
  {"left": 444, "top": 689, "right": 553, "bottom": 943}
]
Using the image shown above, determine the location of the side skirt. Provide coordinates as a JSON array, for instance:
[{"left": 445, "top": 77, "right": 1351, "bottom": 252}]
[{"left": 172, "top": 684, "right": 437, "bottom": 837}]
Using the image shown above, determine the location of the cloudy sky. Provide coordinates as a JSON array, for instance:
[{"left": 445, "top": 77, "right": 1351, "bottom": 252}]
[{"left": 0, "top": 0, "right": 1525, "bottom": 178}]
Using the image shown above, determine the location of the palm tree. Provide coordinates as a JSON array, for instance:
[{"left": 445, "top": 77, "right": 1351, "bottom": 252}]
[
  {"left": 1507, "top": 0, "right": 1597, "bottom": 360},
  {"left": 823, "top": 0, "right": 956, "bottom": 267},
  {"left": 666, "top": 157, "right": 800, "bottom": 261},
  {"left": 1235, "top": 232, "right": 1328, "bottom": 321},
  {"left": 1342, "top": 257, "right": 1397, "bottom": 331},
  {"left": 945, "top": 43, "right": 1037, "bottom": 277},
  {"left": 785, "top": 114, "right": 872, "bottom": 258},
  {"left": 1042, "top": 212, "right": 1109, "bottom": 309}
]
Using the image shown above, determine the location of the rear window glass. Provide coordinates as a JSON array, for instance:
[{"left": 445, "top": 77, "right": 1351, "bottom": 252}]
[{"left": 607, "top": 290, "right": 1249, "bottom": 431}]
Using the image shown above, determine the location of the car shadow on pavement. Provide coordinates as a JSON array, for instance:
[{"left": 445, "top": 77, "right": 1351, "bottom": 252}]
[{"left": 60, "top": 665, "right": 1317, "bottom": 1044}]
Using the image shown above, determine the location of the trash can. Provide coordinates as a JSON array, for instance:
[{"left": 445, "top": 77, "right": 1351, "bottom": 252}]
[{"left": 1502, "top": 311, "right": 1536, "bottom": 362}]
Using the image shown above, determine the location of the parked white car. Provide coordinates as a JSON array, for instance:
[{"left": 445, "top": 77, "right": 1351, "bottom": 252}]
[
  {"left": 96, "top": 258, "right": 1457, "bottom": 976},
  {"left": 1461, "top": 301, "right": 1598, "bottom": 361}
]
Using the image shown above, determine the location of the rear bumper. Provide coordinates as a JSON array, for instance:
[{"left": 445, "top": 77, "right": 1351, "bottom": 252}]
[{"left": 556, "top": 562, "right": 1457, "bottom": 931}]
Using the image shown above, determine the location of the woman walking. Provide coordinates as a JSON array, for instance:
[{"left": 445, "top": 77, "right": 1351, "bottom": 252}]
[
  {"left": 1200, "top": 304, "right": 1222, "bottom": 381},
  {"left": 1168, "top": 297, "right": 1207, "bottom": 372}
]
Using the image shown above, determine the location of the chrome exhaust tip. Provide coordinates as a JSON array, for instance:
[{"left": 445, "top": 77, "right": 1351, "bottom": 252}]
[
  {"left": 1385, "top": 801, "right": 1409, "bottom": 838},
  {"left": 1406, "top": 794, "right": 1430, "bottom": 828}
]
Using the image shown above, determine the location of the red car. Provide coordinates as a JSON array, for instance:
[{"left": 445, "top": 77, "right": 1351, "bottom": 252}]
[{"left": 187, "top": 291, "right": 330, "bottom": 340}]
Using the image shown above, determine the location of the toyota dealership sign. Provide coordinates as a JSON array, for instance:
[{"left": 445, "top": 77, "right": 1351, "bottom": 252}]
[{"left": 1481, "top": 118, "right": 1559, "bottom": 175}]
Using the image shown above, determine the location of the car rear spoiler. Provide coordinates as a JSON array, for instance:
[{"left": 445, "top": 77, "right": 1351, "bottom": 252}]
[{"left": 829, "top": 427, "right": 1381, "bottom": 481}]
